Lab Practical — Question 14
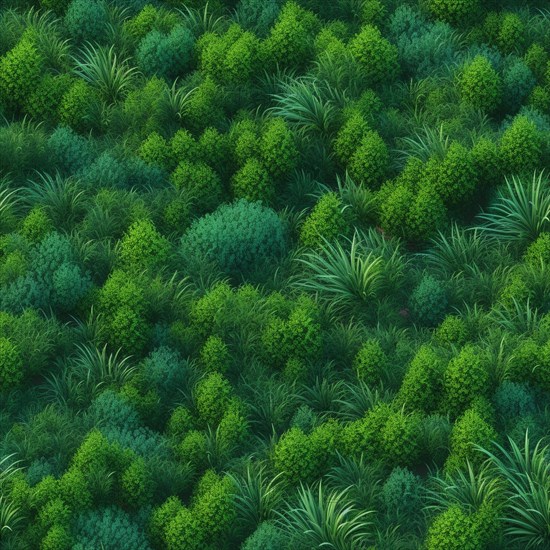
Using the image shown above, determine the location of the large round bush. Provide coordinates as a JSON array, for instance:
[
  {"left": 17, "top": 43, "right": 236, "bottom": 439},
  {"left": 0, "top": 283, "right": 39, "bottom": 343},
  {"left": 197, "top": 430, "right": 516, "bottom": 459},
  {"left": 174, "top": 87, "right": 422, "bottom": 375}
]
[{"left": 181, "top": 200, "right": 287, "bottom": 276}]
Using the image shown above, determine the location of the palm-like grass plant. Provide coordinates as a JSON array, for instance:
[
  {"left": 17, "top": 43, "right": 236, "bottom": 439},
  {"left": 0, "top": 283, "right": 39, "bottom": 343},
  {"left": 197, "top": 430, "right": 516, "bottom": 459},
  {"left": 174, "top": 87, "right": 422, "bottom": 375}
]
[
  {"left": 269, "top": 76, "right": 343, "bottom": 138},
  {"left": 476, "top": 432, "right": 550, "bottom": 549},
  {"left": 177, "top": 3, "right": 228, "bottom": 35},
  {"left": 0, "top": 455, "right": 23, "bottom": 542},
  {"left": 478, "top": 171, "right": 550, "bottom": 250},
  {"left": 229, "top": 465, "right": 285, "bottom": 537},
  {"left": 295, "top": 231, "right": 403, "bottom": 317},
  {"left": 25, "top": 172, "right": 86, "bottom": 230},
  {"left": 73, "top": 44, "right": 138, "bottom": 104},
  {"left": 395, "top": 124, "right": 451, "bottom": 166},
  {"left": 278, "top": 483, "right": 375, "bottom": 550},
  {"left": 160, "top": 81, "right": 198, "bottom": 123}
]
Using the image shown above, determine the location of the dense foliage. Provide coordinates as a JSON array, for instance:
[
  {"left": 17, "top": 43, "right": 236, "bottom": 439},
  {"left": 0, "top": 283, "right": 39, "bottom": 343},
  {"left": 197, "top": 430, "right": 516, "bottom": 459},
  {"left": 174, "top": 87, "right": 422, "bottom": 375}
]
[{"left": 1, "top": 0, "right": 550, "bottom": 548}]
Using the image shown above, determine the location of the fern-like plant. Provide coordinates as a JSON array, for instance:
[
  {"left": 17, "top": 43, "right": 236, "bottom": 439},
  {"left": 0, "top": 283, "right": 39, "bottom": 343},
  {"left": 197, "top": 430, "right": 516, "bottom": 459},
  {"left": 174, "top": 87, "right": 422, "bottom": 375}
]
[{"left": 478, "top": 171, "right": 550, "bottom": 249}]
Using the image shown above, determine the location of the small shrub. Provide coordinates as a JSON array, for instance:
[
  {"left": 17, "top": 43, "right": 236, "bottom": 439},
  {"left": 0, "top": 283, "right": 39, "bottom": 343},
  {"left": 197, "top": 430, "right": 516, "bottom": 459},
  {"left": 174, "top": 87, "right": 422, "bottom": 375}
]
[
  {"left": 409, "top": 274, "right": 448, "bottom": 326},
  {"left": 500, "top": 115, "right": 543, "bottom": 175},
  {"left": 300, "top": 192, "right": 349, "bottom": 248},
  {"left": 458, "top": 55, "right": 501, "bottom": 112},
  {"left": 353, "top": 339, "right": 389, "bottom": 385},
  {"left": 231, "top": 158, "right": 273, "bottom": 204}
]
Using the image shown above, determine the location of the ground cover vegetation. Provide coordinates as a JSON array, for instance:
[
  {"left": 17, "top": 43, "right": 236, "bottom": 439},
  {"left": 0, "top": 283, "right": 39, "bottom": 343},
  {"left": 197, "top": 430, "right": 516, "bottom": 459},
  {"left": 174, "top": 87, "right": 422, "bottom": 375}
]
[{"left": 0, "top": 0, "right": 550, "bottom": 548}]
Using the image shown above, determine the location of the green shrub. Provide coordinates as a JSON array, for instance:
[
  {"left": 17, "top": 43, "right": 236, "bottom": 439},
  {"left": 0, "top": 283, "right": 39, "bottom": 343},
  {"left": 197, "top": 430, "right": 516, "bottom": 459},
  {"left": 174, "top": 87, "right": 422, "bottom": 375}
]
[
  {"left": 436, "top": 315, "right": 469, "bottom": 345},
  {"left": 25, "top": 74, "right": 72, "bottom": 124},
  {"left": 0, "top": 35, "right": 44, "bottom": 111},
  {"left": 178, "top": 430, "right": 208, "bottom": 470},
  {"left": 381, "top": 410, "right": 422, "bottom": 468},
  {"left": 21, "top": 207, "right": 53, "bottom": 243},
  {"left": 118, "top": 219, "right": 170, "bottom": 271},
  {"left": 181, "top": 200, "right": 287, "bottom": 277},
  {"left": 121, "top": 457, "right": 154, "bottom": 509},
  {"left": 471, "top": 136, "right": 501, "bottom": 189},
  {"left": 260, "top": 118, "right": 298, "bottom": 180},
  {"left": 407, "top": 182, "right": 447, "bottom": 240},
  {"left": 426, "top": 142, "right": 478, "bottom": 206},
  {"left": 379, "top": 182, "right": 414, "bottom": 239},
  {"left": 262, "top": 1, "right": 319, "bottom": 69},
  {"left": 194, "top": 372, "right": 232, "bottom": 426},
  {"left": 382, "top": 467, "right": 423, "bottom": 521},
  {"left": 242, "top": 521, "right": 288, "bottom": 550},
  {"left": 425, "top": 0, "right": 480, "bottom": 26},
  {"left": 397, "top": 345, "right": 445, "bottom": 413},
  {"left": 425, "top": 505, "right": 484, "bottom": 550},
  {"left": 165, "top": 506, "right": 203, "bottom": 550},
  {"left": 444, "top": 408, "right": 497, "bottom": 472},
  {"left": 496, "top": 13, "right": 525, "bottom": 54},
  {"left": 138, "top": 132, "right": 171, "bottom": 170},
  {"left": 334, "top": 112, "right": 370, "bottom": 166},
  {"left": 458, "top": 55, "right": 501, "bottom": 112},
  {"left": 349, "top": 25, "right": 399, "bottom": 86},
  {"left": 59, "top": 79, "right": 101, "bottom": 133},
  {"left": 183, "top": 76, "right": 224, "bottom": 134},
  {"left": 231, "top": 158, "right": 273, "bottom": 204},
  {"left": 353, "top": 339, "right": 388, "bottom": 385},
  {"left": 41, "top": 525, "right": 73, "bottom": 550},
  {"left": 348, "top": 130, "right": 389, "bottom": 189},
  {"left": 300, "top": 192, "right": 350, "bottom": 248},
  {"left": 200, "top": 336, "right": 230, "bottom": 374},
  {"left": 0, "top": 336, "right": 29, "bottom": 393},
  {"left": 500, "top": 115, "right": 543, "bottom": 175},
  {"left": 524, "top": 232, "right": 550, "bottom": 266},
  {"left": 443, "top": 346, "right": 490, "bottom": 417}
]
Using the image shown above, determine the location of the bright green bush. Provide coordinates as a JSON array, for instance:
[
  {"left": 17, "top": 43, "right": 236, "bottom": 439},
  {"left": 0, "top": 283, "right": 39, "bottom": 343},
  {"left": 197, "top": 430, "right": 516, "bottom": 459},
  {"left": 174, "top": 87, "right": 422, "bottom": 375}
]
[
  {"left": 181, "top": 200, "right": 287, "bottom": 277},
  {"left": 231, "top": 158, "right": 273, "bottom": 204},
  {"left": 41, "top": 525, "right": 73, "bottom": 550},
  {"left": 425, "top": 505, "right": 484, "bottom": 550},
  {"left": 500, "top": 115, "right": 543, "bottom": 175},
  {"left": 458, "top": 56, "right": 501, "bottom": 112},
  {"left": 194, "top": 372, "right": 232, "bottom": 426},
  {"left": 334, "top": 112, "right": 370, "bottom": 166},
  {"left": 300, "top": 192, "right": 349, "bottom": 248},
  {"left": 349, "top": 25, "right": 399, "bottom": 85},
  {"left": 436, "top": 315, "right": 469, "bottom": 345},
  {"left": 118, "top": 219, "right": 170, "bottom": 271},
  {"left": 381, "top": 410, "right": 422, "bottom": 467},
  {"left": 21, "top": 207, "right": 53, "bottom": 243},
  {"left": 524, "top": 232, "right": 550, "bottom": 266},
  {"left": 200, "top": 336, "right": 230, "bottom": 374},
  {"left": 444, "top": 408, "right": 497, "bottom": 472},
  {"left": 262, "top": 1, "right": 319, "bottom": 68},
  {"left": 59, "top": 80, "right": 101, "bottom": 133},
  {"left": 443, "top": 346, "right": 490, "bottom": 417},
  {"left": 348, "top": 130, "right": 390, "bottom": 188},
  {"left": 397, "top": 345, "right": 445, "bottom": 413},
  {"left": 407, "top": 182, "right": 447, "bottom": 241},
  {"left": 260, "top": 117, "right": 298, "bottom": 180},
  {"left": 353, "top": 339, "right": 388, "bottom": 385},
  {"left": 0, "top": 337, "right": 23, "bottom": 392},
  {"left": 121, "top": 457, "right": 154, "bottom": 509},
  {"left": 0, "top": 35, "right": 44, "bottom": 111}
]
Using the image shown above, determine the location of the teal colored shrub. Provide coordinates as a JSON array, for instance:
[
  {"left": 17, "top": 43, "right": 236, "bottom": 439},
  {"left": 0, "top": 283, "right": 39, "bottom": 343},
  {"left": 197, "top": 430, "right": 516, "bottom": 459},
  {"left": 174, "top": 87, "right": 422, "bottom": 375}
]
[
  {"left": 443, "top": 346, "right": 490, "bottom": 417},
  {"left": 142, "top": 347, "right": 187, "bottom": 401},
  {"left": 425, "top": 0, "right": 480, "bottom": 26},
  {"left": 348, "top": 130, "right": 389, "bottom": 188},
  {"left": 235, "top": 0, "right": 283, "bottom": 37},
  {"left": 64, "top": 0, "right": 109, "bottom": 44},
  {"left": 502, "top": 59, "right": 536, "bottom": 113},
  {"left": 171, "top": 161, "right": 223, "bottom": 214},
  {"left": 242, "top": 521, "right": 288, "bottom": 550},
  {"left": 200, "top": 336, "right": 230, "bottom": 374},
  {"left": 493, "top": 381, "right": 536, "bottom": 425},
  {"left": 89, "top": 390, "right": 140, "bottom": 430},
  {"left": 409, "top": 274, "right": 448, "bottom": 326},
  {"left": 444, "top": 408, "right": 497, "bottom": 472},
  {"left": 48, "top": 127, "right": 94, "bottom": 176},
  {"left": 397, "top": 345, "right": 445, "bottom": 413},
  {"left": 382, "top": 467, "right": 423, "bottom": 520},
  {"left": 0, "top": 337, "right": 23, "bottom": 392},
  {"left": 137, "top": 25, "right": 195, "bottom": 81},
  {"left": 500, "top": 115, "right": 543, "bottom": 175},
  {"left": 348, "top": 25, "right": 399, "bottom": 85},
  {"left": 262, "top": 1, "right": 319, "bottom": 68},
  {"left": 181, "top": 200, "right": 287, "bottom": 277},
  {"left": 194, "top": 372, "right": 232, "bottom": 425},
  {"left": 458, "top": 55, "right": 501, "bottom": 112},
  {"left": 0, "top": 35, "right": 44, "bottom": 111},
  {"left": 231, "top": 158, "right": 273, "bottom": 204},
  {"left": 353, "top": 339, "right": 389, "bottom": 385},
  {"left": 299, "top": 192, "right": 349, "bottom": 248},
  {"left": 73, "top": 506, "right": 152, "bottom": 550}
]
